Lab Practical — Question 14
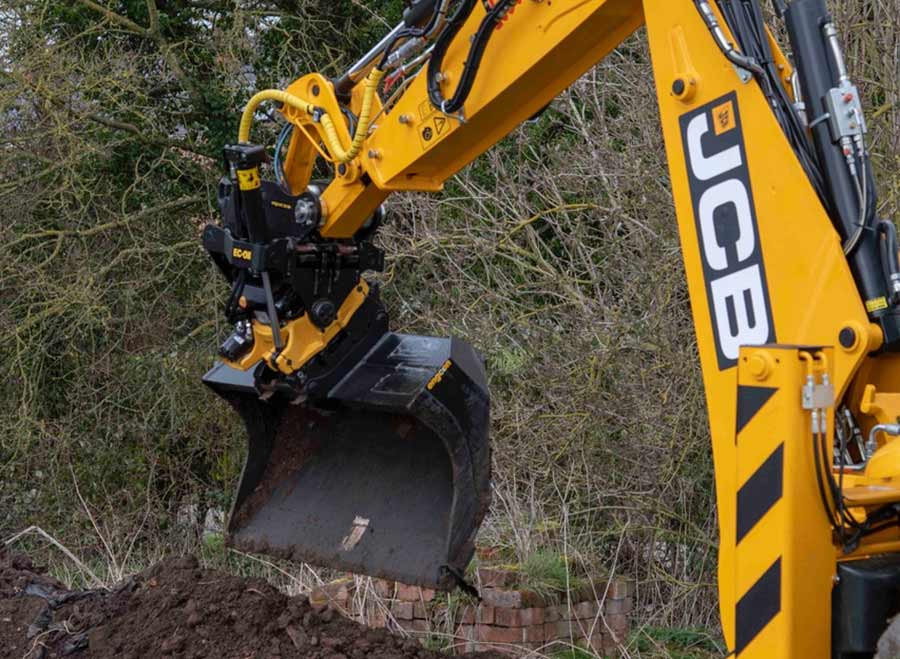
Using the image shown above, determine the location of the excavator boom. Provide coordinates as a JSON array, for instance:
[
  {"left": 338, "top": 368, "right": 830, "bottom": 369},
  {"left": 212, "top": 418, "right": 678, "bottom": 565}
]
[{"left": 201, "top": 1, "right": 900, "bottom": 655}]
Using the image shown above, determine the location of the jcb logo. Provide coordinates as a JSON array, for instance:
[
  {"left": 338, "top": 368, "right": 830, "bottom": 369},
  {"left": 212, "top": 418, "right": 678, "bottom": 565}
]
[
  {"left": 681, "top": 93, "right": 775, "bottom": 370},
  {"left": 232, "top": 247, "right": 252, "bottom": 261}
]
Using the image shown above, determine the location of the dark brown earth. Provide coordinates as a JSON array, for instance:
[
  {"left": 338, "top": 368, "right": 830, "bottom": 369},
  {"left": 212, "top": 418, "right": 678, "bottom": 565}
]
[{"left": 0, "top": 549, "right": 503, "bottom": 659}]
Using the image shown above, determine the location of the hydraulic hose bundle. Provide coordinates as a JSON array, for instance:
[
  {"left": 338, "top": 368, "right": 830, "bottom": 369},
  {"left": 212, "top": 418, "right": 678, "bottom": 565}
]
[
  {"left": 426, "top": 0, "right": 515, "bottom": 114},
  {"left": 237, "top": 67, "right": 386, "bottom": 165}
]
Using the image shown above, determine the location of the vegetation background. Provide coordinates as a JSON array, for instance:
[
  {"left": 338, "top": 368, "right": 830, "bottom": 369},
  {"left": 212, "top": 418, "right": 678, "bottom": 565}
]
[{"left": 1, "top": 0, "right": 897, "bottom": 656}]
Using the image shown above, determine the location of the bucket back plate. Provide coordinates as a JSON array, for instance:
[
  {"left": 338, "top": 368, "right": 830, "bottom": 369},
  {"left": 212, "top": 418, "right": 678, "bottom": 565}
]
[{"left": 204, "top": 333, "right": 490, "bottom": 589}]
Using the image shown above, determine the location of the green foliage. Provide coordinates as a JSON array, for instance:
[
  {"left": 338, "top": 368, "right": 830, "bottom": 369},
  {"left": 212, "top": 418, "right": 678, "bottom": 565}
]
[
  {"left": 631, "top": 626, "right": 722, "bottom": 659},
  {"left": 519, "top": 550, "right": 582, "bottom": 597},
  {"left": 549, "top": 649, "right": 594, "bottom": 659}
]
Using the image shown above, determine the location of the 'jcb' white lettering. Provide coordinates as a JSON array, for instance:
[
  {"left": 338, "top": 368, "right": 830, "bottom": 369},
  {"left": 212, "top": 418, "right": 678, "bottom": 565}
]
[
  {"left": 686, "top": 114, "right": 742, "bottom": 181},
  {"left": 698, "top": 178, "right": 755, "bottom": 271},
  {"left": 709, "top": 265, "right": 770, "bottom": 360}
]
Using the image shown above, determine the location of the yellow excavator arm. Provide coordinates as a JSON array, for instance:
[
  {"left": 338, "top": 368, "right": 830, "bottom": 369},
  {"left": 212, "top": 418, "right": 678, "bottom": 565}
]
[{"left": 200, "top": 1, "right": 900, "bottom": 656}]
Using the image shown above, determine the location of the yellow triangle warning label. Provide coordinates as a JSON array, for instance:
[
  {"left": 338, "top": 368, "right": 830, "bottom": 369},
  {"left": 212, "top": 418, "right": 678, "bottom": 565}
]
[{"left": 434, "top": 116, "right": 447, "bottom": 135}]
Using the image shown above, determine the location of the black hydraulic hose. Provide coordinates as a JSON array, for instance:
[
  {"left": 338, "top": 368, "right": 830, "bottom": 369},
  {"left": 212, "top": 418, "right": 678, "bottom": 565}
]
[
  {"left": 715, "top": 0, "right": 831, "bottom": 215},
  {"left": 225, "top": 269, "right": 247, "bottom": 318},
  {"left": 261, "top": 271, "right": 284, "bottom": 351},
  {"left": 378, "top": 0, "right": 445, "bottom": 69},
  {"left": 427, "top": 0, "right": 514, "bottom": 114},
  {"left": 878, "top": 220, "right": 900, "bottom": 302},
  {"left": 425, "top": 0, "right": 477, "bottom": 111}
]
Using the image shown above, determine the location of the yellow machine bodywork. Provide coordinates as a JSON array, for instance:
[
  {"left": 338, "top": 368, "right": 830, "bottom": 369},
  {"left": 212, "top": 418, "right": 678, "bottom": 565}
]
[{"left": 205, "top": 0, "right": 900, "bottom": 655}]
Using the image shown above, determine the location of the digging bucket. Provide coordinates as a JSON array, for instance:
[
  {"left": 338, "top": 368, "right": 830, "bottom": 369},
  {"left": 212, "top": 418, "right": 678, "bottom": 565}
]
[{"left": 203, "top": 333, "right": 491, "bottom": 590}]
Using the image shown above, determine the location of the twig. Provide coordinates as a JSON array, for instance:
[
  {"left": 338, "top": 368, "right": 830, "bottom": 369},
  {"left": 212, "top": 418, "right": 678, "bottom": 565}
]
[
  {"left": 69, "top": 464, "right": 119, "bottom": 580},
  {"left": 73, "top": 0, "right": 149, "bottom": 36},
  {"left": 3, "top": 526, "right": 103, "bottom": 588},
  {"left": 226, "top": 547, "right": 306, "bottom": 589}
]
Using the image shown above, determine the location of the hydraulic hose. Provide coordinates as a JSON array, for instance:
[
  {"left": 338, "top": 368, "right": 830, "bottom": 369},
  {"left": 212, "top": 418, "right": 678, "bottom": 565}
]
[
  {"left": 318, "top": 68, "right": 385, "bottom": 163},
  {"left": 238, "top": 90, "right": 316, "bottom": 144},
  {"left": 237, "top": 68, "right": 385, "bottom": 165},
  {"left": 878, "top": 220, "right": 900, "bottom": 303},
  {"left": 427, "top": 0, "right": 513, "bottom": 115}
]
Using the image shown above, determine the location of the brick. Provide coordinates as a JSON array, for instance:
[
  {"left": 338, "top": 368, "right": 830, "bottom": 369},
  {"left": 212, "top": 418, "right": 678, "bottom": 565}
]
[
  {"left": 605, "top": 612, "right": 628, "bottom": 633},
  {"left": 544, "top": 619, "right": 576, "bottom": 641},
  {"left": 455, "top": 623, "right": 476, "bottom": 654},
  {"left": 413, "top": 602, "right": 428, "bottom": 619},
  {"left": 372, "top": 579, "right": 394, "bottom": 598},
  {"left": 521, "top": 590, "right": 555, "bottom": 607},
  {"left": 477, "top": 567, "right": 518, "bottom": 588},
  {"left": 608, "top": 578, "right": 631, "bottom": 599},
  {"left": 574, "top": 600, "right": 600, "bottom": 620},
  {"left": 310, "top": 578, "right": 351, "bottom": 610},
  {"left": 524, "top": 623, "right": 545, "bottom": 644},
  {"left": 481, "top": 588, "right": 553, "bottom": 609},
  {"left": 556, "top": 604, "right": 576, "bottom": 620},
  {"left": 544, "top": 605, "right": 561, "bottom": 623},
  {"left": 520, "top": 607, "right": 544, "bottom": 626},
  {"left": 481, "top": 588, "right": 523, "bottom": 609},
  {"left": 396, "top": 583, "right": 422, "bottom": 601},
  {"left": 458, "top": 605, "right": 476, "bottom": 625},
  {"left": 494, "top": 606, "right": 544, "bottom": 626},
  {"left": 604, "top": 596, "right": 632, "bottom": 615},
  {"left": 494, "top": 607, "right": 522, "bottom": 627},
  {"left": 476, "top": 606, "right": 495, "bottom": 625},
  {"left": 391, "top": 601, "right": 414, "bottom": 620},
  {"left": 476, "top": 625, "right": 522, "bottom": 645}
]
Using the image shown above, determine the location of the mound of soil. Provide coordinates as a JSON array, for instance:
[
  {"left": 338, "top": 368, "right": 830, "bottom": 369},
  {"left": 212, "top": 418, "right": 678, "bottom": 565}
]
[{"left": 0, "top": 549, "right": 502, "bottom": 659}]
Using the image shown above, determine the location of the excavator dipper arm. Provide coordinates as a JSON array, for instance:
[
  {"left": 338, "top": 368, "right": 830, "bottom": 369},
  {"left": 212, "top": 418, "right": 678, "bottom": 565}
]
[{"left": 201, "top": 1, "right": 900, "bottom": 655}]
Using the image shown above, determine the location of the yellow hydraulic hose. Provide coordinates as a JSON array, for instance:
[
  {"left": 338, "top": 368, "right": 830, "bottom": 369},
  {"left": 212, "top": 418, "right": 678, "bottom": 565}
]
[
  {"left": 318, "top": 68, "right": 384, "bottom": 164},
  {"left": 238, "top": 89, "right": 316, "bottom": 144},
  {"left": 237, "top": 68, "right": 385, "bottom": 165}
]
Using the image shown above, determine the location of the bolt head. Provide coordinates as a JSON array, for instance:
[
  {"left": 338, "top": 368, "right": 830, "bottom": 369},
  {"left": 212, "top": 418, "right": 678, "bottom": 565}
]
[{"left": 748, "top": 352, "right": 773, "bottom": 380}]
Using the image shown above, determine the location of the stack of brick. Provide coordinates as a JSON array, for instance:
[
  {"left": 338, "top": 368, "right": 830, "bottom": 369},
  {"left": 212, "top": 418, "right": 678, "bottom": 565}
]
[
  {"left": 387, "top": 582, "right": 436, "bottom": 634},
  {"left": 308, "top": 568, "right": 633, "bottom": 656},
  {"left": 309, "top": 577, "right": 436, "bottom": 635},
  {"left": 454, "top": 568, "right": 632, "bottom": 655}
]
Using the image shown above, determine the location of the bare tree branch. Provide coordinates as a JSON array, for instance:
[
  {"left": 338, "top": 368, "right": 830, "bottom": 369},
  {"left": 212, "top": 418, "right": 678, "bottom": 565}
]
[{"left": 74, "top": 0, "right": 149, "bottom": 36}]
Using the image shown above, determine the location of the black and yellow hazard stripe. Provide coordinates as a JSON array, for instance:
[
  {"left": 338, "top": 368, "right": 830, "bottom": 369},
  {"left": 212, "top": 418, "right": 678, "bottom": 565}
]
[
  {"left": 735, "top": 558, "right": 782, "bottom": 654},
  {"left": 734, "top": 384, "right": 783, "bottom": 656},
  {"left": 736, "top": 444, "right": 783, "bottom": 543}
]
